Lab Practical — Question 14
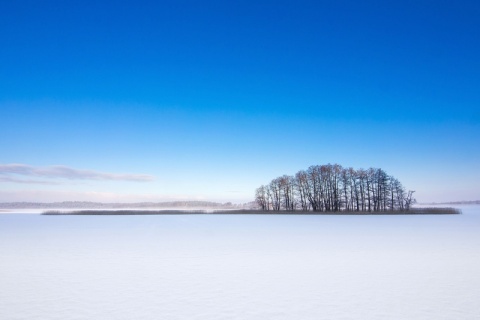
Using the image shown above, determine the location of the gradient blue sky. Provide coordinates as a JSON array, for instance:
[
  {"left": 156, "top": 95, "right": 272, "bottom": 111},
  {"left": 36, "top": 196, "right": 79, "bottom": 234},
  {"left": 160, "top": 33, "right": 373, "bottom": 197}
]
[{"left": 1, "top": 0, "right": 479, "bottom": 203}]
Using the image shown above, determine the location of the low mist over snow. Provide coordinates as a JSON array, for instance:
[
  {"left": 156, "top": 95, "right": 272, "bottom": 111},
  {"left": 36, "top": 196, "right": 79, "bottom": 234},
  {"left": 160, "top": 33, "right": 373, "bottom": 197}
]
[{"left": 0, "top": 201, "right": 255, "bottom": 214}]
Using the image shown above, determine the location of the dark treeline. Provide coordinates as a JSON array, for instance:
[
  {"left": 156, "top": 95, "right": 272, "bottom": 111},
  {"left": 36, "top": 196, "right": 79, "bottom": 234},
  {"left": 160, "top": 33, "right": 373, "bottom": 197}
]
[{"left": 255, "top": 164, "right": 416, "bottom": 212}]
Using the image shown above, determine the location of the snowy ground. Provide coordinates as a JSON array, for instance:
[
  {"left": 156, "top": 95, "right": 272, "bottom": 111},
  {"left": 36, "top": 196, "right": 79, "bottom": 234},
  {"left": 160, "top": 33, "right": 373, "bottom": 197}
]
[{"left": 1, "top": 205, "right": 479, "bottom": 319}]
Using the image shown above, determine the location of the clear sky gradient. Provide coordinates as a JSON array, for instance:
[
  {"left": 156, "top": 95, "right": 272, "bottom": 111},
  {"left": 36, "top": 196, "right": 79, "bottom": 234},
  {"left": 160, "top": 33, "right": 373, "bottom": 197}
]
[{"left": 1, "top": 0, "right": 479, "bottom": 203}]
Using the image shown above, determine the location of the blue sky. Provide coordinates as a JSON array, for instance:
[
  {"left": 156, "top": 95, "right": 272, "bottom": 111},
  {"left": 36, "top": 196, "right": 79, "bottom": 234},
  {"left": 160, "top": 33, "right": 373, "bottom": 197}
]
[{"left": 1, "top": 0, "right": 479, "bottom": 203}]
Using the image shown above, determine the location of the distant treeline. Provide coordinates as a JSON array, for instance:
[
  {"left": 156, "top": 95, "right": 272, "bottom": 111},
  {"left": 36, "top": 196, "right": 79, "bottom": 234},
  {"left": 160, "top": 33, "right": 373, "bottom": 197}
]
[
  {"left": 0, "top": 201, "right": 248, "bottom": 209},
  {"left": 43, "top": 207, "right": 460, "bottom": 215},
  {"left": 255, "top": 164, "right": 416, "bottom": 212}
]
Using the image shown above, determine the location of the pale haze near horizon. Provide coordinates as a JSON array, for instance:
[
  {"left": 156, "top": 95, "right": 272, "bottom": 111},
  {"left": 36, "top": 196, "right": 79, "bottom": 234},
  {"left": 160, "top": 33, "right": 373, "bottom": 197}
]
[{"left": 1, "top": 1, "right": 479, "bottom": 204}]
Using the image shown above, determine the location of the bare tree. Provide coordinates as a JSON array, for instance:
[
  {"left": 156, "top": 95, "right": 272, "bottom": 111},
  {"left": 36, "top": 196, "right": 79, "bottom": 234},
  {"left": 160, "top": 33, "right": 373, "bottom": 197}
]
[
  {"left": 278, "top": 175, "right": 295, "bottom": 210},
  {"left": 269, "top": 178, "right": 282, "bottom": 211},
  {"left": 295, "top": 170, "right": 310, "bottom": 211},
  {"left": 255, "top": 185, "right": 269, "bottom": 210},
  {"left": 404, "top": 190, "right": 416, "bottom": 210}
]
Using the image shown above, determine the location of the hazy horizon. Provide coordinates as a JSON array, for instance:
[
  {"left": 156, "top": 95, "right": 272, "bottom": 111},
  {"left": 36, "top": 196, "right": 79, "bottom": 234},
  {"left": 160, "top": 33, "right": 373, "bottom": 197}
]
[{"left": 0, "top": 196, "right": 479, "bottom": 207}]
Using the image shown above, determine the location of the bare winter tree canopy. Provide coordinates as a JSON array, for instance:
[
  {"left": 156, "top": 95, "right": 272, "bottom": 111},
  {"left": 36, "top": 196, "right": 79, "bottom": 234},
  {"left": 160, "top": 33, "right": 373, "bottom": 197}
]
[{"left": 255, "top": 164, "right": 416, "bottom": 212}]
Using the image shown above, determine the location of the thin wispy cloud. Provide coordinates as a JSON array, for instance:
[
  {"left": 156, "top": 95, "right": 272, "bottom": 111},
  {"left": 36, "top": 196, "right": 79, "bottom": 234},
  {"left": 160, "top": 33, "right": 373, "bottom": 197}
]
[
  {"left": 0, "top": 176, "right": 60, "bottom": 185},
  {"left": 0, "top": 164, "right": 154, "bottom": 182}
]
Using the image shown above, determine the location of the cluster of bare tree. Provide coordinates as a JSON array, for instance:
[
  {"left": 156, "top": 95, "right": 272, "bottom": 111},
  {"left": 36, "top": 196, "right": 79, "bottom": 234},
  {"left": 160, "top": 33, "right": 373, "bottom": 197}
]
[{"left": 255, "top": 164, "right": 416, "bottom": 212}]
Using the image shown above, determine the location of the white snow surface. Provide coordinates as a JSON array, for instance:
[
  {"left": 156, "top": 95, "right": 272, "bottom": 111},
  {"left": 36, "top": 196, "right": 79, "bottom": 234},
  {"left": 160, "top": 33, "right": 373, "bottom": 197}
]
[{"left": 1, "top": 205, "right": 479, "bottom": 319}]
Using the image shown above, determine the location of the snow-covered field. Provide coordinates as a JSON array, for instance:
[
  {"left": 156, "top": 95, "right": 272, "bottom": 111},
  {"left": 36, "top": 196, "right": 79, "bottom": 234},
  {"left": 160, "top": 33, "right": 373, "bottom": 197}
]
[{"left": 1, "top": 205, "right": 479, "bottom": 319}]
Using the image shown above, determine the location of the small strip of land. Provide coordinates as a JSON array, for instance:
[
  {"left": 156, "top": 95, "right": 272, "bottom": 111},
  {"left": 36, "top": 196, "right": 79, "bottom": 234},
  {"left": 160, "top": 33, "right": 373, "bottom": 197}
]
[{"left": 43, "top": 207, "right": 460, "bottom": 215}]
